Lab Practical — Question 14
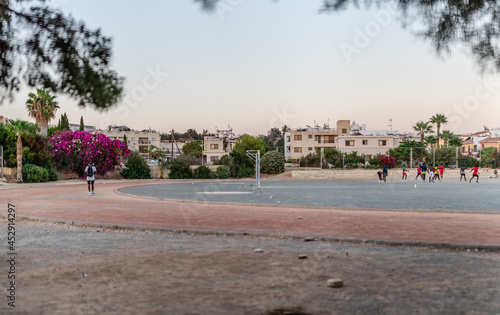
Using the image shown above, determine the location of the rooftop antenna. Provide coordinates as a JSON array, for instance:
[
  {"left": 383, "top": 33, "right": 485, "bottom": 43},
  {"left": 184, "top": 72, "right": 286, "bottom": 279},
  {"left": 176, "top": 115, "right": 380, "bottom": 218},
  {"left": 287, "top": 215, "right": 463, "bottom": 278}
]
[{"left": 388, "top": 119, "right": 393, "bottom": 132}]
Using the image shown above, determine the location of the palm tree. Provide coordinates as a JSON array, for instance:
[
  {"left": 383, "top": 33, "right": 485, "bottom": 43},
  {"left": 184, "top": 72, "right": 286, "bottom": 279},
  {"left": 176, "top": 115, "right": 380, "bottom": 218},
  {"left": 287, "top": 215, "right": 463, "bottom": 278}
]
[
  {"left": 413, "top": 121, "right": 434, "bottom": 142},
  {"left": 448, "top": 135, "right": 463, "bottom": 147},
  {"left": 440, "top": 130, "right": 454, "bottom": 146},
  {"left": 4, "top": 120, "right": 37, "bottom": 182},
  {"left": 282, "top": 125, "right": 288, "bottom": 139},
  {"left": 424, "top": 135, "right": 438, "bottom": 150},
  {"left": 26, "top": 89, "right": 59, "bottom": 137},
  {"left": 158, "top": 158, "right": 169, "bottom": 179},
  {"left": 429, "top": 114, "right": 448, "bottom": 146}
]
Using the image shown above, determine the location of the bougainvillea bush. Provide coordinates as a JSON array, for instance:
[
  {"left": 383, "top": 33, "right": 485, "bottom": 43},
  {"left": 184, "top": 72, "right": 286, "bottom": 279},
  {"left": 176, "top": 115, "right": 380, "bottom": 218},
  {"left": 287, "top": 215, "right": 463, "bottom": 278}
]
[{"left": 50, "top": 130, "right": 130, "bottom": 176}]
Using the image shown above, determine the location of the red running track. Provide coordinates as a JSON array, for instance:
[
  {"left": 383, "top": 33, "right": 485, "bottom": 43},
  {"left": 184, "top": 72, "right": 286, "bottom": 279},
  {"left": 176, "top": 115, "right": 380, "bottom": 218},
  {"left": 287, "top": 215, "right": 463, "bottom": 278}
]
[{"left": 1, "top": 180, "right": 500, "bottom": 247}]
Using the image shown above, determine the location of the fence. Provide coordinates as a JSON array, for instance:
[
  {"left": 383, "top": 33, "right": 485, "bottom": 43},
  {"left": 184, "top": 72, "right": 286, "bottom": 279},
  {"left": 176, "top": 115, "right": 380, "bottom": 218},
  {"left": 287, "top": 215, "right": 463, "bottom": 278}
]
[{"left": 296, "top": 146, "right": 488, "bottom": 169}]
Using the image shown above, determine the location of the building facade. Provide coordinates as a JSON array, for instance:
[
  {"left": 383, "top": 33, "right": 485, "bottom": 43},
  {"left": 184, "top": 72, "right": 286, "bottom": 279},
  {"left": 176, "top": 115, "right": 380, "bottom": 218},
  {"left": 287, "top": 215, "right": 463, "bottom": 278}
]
[
  {"left": 160, "top": 140, "right": 186, "bottom": 160},
  {"left": 336, "top": 135, "right": 400, "bottom": 159},
  {"left": 288, "top": 120, "right": 349, "bottom": 160},
  {"left": 203, "top": 127, "right": 239, "bottom": 164},
  {"left": 70, "top": 123, "right": 96, "bottom": 132},
  {"left": 99, "top": 129, "right": 161, "bottom": 159},
  {"left": 479, "top": 137, "right": 500, "bottom": 151}
]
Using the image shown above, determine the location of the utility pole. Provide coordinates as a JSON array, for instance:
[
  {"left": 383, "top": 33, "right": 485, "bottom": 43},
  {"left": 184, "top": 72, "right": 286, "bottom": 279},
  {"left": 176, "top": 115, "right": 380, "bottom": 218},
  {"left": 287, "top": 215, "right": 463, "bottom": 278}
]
[
  {"left": 320, "top": 147, "right": 324, "bottom": 169},
  {"left": 410, "top": 147, "right": 413, "bottom": 169},
  {"left": 0, "top": 146, "right": 3, "bottom": 179},
  {"left": 171, "top": 129, "right": 175, "bottom": 161}
]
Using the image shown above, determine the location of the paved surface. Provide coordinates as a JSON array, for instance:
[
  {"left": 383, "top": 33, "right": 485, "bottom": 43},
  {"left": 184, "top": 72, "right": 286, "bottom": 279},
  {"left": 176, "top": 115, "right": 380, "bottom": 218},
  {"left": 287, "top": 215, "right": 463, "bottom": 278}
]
[
  {"left": 118, "top": 179, "right": 500, "bottom": 212},
  {"left": 1, "top": 178, "right": 500, "bottom": 248}
]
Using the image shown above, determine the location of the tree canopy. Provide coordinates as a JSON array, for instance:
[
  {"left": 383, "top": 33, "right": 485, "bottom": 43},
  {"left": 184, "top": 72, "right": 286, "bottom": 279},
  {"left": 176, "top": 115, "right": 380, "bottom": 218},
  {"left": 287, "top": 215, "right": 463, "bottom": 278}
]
[{"left": 0, "top": 0, "right": 124, "bottom": 109}]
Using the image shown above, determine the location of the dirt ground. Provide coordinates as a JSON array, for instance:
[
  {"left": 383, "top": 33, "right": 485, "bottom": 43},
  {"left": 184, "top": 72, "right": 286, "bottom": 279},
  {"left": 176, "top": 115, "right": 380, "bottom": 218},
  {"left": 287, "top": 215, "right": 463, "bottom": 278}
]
[{"left": 2, "top": 217, "right": 499, "bottom": 315}]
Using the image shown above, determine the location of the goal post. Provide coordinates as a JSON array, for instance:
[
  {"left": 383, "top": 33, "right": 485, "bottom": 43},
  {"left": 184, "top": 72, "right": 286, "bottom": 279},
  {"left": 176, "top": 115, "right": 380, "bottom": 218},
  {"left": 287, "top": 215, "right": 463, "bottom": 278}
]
[{"left": 246, "top": 150, "right": 261, "bottom": 189}]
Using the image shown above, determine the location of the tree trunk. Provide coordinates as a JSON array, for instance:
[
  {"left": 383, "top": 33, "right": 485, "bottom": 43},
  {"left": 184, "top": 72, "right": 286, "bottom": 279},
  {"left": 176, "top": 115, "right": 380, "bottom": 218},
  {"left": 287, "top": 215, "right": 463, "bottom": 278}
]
[
  {"left": 16, "top": 135, "right": 23, "bottom": 182},
  {"left": 436, "top": 124, "right": 440, "bottom": 147},
  {"left": 40, "top": 123, "right": 48, "bottom": 137}
]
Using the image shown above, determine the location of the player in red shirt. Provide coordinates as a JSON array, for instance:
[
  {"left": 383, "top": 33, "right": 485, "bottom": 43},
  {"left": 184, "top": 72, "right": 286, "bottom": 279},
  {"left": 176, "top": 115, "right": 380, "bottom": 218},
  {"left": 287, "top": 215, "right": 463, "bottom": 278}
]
[
  {"left": 469, "top": 166, "right": 480, "bottom": 183},
  {"left": 415, "top": 165, "right": 421, "bottom": 180},
  {"left": 438, "top": 165, "right": 445, "bottom": 180}
]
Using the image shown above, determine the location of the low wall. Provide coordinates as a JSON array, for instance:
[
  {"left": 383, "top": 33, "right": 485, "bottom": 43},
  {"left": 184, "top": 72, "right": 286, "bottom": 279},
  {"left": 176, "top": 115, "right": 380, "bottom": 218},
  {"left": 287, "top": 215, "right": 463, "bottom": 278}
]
[
  {"left": 149, "top": 165, "right": 220, "bottom": 179},
  {"left": 2, "top": 167, "right": 16, "bottom": 176},
  {"left": 291, "top": 168, "right": 496, "bottom": 180}
]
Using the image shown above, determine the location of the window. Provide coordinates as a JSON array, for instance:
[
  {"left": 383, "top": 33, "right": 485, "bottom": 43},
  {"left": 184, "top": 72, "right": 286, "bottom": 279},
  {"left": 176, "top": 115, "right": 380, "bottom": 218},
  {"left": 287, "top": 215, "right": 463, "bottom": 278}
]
[
  {"left": 342, "top": 128, "right": 347, "bottom": 134},
  {"left": 294, "top": 147, "right": 302, "bottom": 153},
  {"left": 315, "top": 135, "right": 321, "bottom": 143},
  {"left": 378, "top": 140, "right": 387, "bottom": 146},
  {"left": 362, "top": 140, "right": 368, "bottom": 145},
  {"left": 482, "top": 144, "right": 485, "bottom": 149},
  {"left": 308, "top": 147, "right": 313, "bottom": 151},
  {"left": 210, "top": 144, "right": 219, "bottom": 150},
  {"left": 294, "top": 135, "right": 302, "bottom": 141},
  {"left": 325, "top": 135, "right": 335, "bottom": 143},
  {"left": 308, "top": 134, "right": 313, "bottom": 139},
  {"left": 345, "top": 140, "right": 354, "bottom": 146}
]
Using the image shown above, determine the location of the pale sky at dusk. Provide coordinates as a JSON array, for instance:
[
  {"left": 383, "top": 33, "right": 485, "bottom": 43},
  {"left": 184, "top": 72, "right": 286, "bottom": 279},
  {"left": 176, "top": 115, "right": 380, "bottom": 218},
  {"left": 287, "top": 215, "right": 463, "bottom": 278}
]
[{"left": 3, "top": 0, "right": 500, "bottom": 136}]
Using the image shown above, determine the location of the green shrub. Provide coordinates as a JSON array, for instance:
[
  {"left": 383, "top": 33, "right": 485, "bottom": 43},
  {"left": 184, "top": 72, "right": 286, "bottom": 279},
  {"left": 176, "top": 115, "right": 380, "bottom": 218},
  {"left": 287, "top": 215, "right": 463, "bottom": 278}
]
[
  {"left": 193, "top": 165, "right": 213, "bottom": 179},
  {"left": 299, "top": 153, "right": 320, "bottom": 167},
  {"left": 22, "top": 164, "right": 49, "bottom": 183},
  {"left": 237, "top": 167, "right": 254, "bottom": 178},
  {"left": 261, "top": 151, "right": 285, "bottom": 174},
  {"left": 120, "top": 151, "right": 152, "bottom": 179},
  {"left": 212, "top": 155, "right": 231, "bottom": 166},
  {"left": 286, "top": 158, "right": 294, "bottom": 163},
  {"left": 229, "top": 151, "right": 254, "bottom": 177},
  {"left": 169, "top": 159, "right": 193, "bottom": 179},
  {"left": 215, "top": 166, "right": 231, "bottom": 179},
  {"left": 458, "top": 156, "right": 479, "bottom": 168},
  {"left": 45, "top": 164, "right": 59, "bottom": 181}
]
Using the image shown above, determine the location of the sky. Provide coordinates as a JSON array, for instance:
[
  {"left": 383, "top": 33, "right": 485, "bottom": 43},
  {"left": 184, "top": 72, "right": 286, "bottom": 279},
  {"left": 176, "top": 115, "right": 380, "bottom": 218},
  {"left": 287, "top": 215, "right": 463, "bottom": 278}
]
[{"left": 3, "top": 0, "right": 500, "bottom": 136}]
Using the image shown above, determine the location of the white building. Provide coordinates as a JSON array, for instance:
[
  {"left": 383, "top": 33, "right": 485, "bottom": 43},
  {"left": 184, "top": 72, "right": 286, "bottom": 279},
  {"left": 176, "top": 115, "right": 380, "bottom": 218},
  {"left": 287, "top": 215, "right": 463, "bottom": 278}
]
[
  {"left": 203, "top": 127, "right": 239, "bottom": 164},
  {"left": 336, "top": 135, "right": 400, "bottom": 159},
  {"left": 70, "top": 123, "right": 96, "bottom": 132},
  {"left": 99, "top": 129, "right": 161, "bottom": 159}
]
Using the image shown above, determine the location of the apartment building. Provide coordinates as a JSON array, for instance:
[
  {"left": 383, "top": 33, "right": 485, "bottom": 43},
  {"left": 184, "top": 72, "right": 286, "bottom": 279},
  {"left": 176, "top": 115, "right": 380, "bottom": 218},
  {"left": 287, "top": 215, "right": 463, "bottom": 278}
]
[
  {"left": 288, "top": 120, "right": 350, "bottom": 160},
  {"left": 100, "top": 129, "right": 161, "bottom": 158},
  {"left": 203, "top": 127, "right": 239, "bottom": 164},
  {"left": 336, "top": 135, "right": 400, "bottom": 159},
  {"left": 69, "top": 123, "right": 96, "bottom": 132},
  {"left": 160, "top": 140, "right": 186, "bottom": 160},
  {"left": 460, "top": 130, "right": 494, "bottom": 156},
  {"left": 479, "top": 137, "right": 500, "bottom": 151}
]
